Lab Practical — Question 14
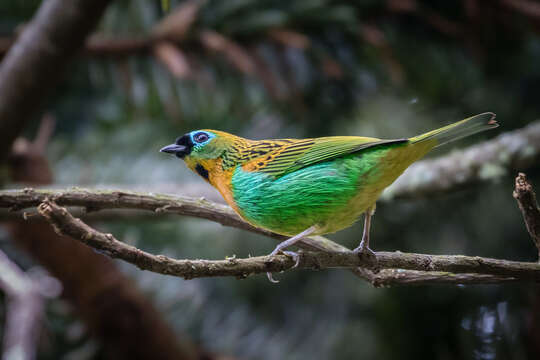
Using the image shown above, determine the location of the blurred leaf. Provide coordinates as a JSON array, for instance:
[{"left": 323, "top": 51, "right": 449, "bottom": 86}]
[
  {"left": 161, "top": 0, "right": 170, "bottom": 12},
  {"left": 199, "top": 30, "right": 256, "bottom": 74},
  {"left": 221, "top": 10, "right": 289, "bottom": 35},
  {"left": 153, "top": 42, "right": 192, "bottom": 78},
  {"left": 153, "top": 0, "right": 203, "bottom": 40},
  {"left": 268, "top": 28, "right": 311, "bottom": 49}
]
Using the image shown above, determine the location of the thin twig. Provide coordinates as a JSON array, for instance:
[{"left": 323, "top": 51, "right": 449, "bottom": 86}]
[
  {"left": 513, "top": 173, "right": 540, "bottom": 260},
  {"left": 34, "top": 200, "right": 540, "bottom": 283}
]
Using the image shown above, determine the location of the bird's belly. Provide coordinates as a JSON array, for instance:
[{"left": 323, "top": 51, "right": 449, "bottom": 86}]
[{"left": 230, "top": 149, "right": 402, "bottom": 236}]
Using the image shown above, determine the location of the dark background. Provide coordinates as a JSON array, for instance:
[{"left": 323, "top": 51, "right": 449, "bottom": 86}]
[{"left": 1, "top": 0, "right": 540, "bottom": 359}]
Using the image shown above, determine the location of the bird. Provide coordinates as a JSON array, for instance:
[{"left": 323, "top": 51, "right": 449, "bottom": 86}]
[{"left": 160, "top": 112, "right": 498, "bottom": 282}]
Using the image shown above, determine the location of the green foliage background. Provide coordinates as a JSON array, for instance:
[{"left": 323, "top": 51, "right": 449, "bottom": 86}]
[{"left": 1, "top": 0, "right": 540, "bottom": 359}]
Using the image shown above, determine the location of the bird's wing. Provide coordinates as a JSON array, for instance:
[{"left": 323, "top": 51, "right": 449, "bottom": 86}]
[{"left": 246, "top": 136, "right": 408, "bottom": 177}]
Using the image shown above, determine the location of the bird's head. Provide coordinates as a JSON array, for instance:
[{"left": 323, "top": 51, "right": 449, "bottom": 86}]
[
  {"left": 160, "top": 130, "right": 226, "bottom": 159},
  {"left": 160, "top": 130, "right": 242, "bottom": 182}
]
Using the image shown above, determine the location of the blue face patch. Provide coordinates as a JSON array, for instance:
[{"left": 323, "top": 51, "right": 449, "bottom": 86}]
[{"left": 190, "top": 131, "right": 215, "bottom": 147}]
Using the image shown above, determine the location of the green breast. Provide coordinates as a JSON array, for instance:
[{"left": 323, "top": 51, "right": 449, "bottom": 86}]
[{"left": 230, "top": 147, "right": 394, "bottom": 236}]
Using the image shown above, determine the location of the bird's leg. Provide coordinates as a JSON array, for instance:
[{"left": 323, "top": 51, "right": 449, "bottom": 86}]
[
  {"left": 353, "top": 205, "right": 376, "bottom": 256},
  {"left": 267, "top": 225, "right": 318, "bottom": 283}
]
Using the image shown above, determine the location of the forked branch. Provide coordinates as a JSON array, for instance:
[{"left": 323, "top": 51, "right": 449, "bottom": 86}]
[
  {"left": 2, "top": 182, "right": 540, "bottom": 285},
  {"left": 25, "top": 197, "right": 540, "bottom": 285}
]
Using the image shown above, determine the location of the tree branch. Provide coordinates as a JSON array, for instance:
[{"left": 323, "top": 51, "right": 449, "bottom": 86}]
[
  {"left": 3, "top": 187, "right": 539, "bottom": 285},
  {"left": 0, "top": 188, "right": 346, "bottom": 253},
  {"left": 384, "top": 121, "right": 540, "bottom": 200},
  {"left": 355, "top": 268, "right": 519, "bottom": 287},
  {"left": 514, "top": 172, "right": 540, "bottom": 260},
  {"left": 0, "top": 187, "right": 375, "bottom": 283},
  {"left": 0, "top": 0, "right": 112, "bottom": 161},
  {"left": 25, "top": 199, "right": 540, "bottom": 284}
]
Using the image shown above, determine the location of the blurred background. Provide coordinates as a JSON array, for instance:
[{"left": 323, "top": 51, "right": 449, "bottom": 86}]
[{"left": 1, "top": 0, "right": 540, "bottom": 359}]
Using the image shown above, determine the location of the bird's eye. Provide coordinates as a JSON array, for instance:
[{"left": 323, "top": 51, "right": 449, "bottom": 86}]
[{"left": 193, "top": 132, "right": 209, "bottom": 143}]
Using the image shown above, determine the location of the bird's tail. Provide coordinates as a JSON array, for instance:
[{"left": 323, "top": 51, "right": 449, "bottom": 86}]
[{"left": 409, "top": 112, "right": 498, "bottom": 148}]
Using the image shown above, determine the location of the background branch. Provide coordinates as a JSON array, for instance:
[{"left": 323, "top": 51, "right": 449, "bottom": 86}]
[
  {"left": 0, "top": 249, "right": 59, "bottom": 360},
  {"left": 0, "top": 187, "right": 525, "bottom": 285},
  {"left": 354, "top": 268, "right": 519, "bottom": 287},
  {"left": 0, "top": 0, "right": 112, "bottom": 161}
]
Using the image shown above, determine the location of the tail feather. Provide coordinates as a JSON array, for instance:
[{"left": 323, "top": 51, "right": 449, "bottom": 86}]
[{"left": 410, "top": 112, "right": 498, "bottom": 147}]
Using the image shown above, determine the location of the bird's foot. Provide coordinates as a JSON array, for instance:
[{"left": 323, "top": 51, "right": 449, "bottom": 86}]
[
  {"left": 353, "top": 243, "right": 378, "bottom": 269},
  {"left": 266, "top": 249, "right": 300, "bottom": 283},
  {"left": 283, "top": 250, "right": 301, "bottom": 268},
  {"left": 264, "top": 225, "right": 318, "bottom": 283},
  {"left": 267, "top": 272, "right": 279, "bottom": 283},
  {"left": 353, "top": 243, "right": 375, "bottom": 256}
]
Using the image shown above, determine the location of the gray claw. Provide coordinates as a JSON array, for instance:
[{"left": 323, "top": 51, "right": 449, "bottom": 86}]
[
  {"left": 266, "top": 250, "right": 300, "bottom": 283},
  {"left": 353, "top": 245, "right": 375, "bottom": 257},
  {"left": 282, "top": 250, "right": 301, "bottom": 268},
  {"left": 267, "top": 271, "right": 279, "bottom": 283}
]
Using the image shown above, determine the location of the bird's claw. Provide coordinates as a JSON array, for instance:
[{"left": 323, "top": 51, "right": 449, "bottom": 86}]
[
  {"left": 266, "top": 248, "right": 282, "bottom": 283},
  {"left": 353, "top": 244, "right": 375, "bottom": 256},
  {"left": 267, "top": 272, "right": 279, "bottom": 283},
  {"left": 353, "top": 244, "right": 378, "bottom": 270},
  {"left": 266, "top": 250, "right": 300, "bottom": 283},
  {"left": 282, "top": 250, "right": 301, "bottom": 268}
]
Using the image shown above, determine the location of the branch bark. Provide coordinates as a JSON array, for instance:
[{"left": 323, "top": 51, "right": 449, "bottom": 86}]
[
  {"left": 0, "top": 188, "right": 518, "bottom": 286},
  {"left": 0, "top": 188, "right": 346, "bottom": 253},
  {"left": 3, "top": 187, "right": 539, "bottom": 285},
  {"left": 21, "top": 199, "right": 538, "bottom": 285},
  {"left": 354, "top": 268, "right": 519, "bottom": 287},
  {"left": 514, "top": 172, "right": 540, "bottom": 259}
]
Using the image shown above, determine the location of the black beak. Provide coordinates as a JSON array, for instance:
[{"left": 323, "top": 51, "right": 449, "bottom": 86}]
[
  {"left": 161, "top": 134, "right": 193, "bottom": 158},
  {"left": 160, "top": 144, "right": 188, "bottom": 158}
]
